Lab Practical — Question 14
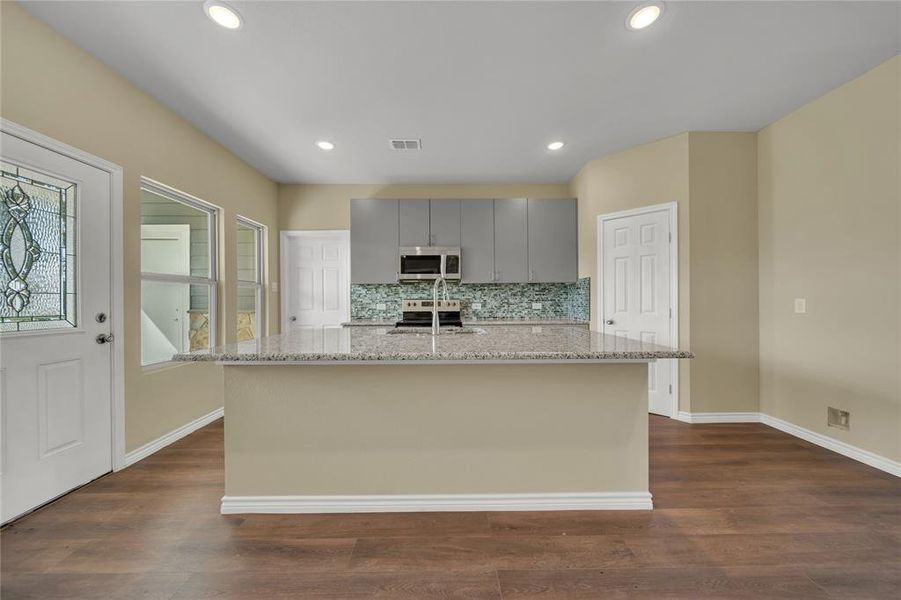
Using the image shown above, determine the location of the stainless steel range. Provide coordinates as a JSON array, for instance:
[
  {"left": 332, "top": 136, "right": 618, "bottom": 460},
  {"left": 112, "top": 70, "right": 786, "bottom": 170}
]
[{"left": 396, "top": 299, "right": 463, "bottom": 328}]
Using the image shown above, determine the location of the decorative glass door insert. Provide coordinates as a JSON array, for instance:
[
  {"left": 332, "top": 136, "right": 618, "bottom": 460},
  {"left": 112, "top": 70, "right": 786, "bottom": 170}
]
[{"left": 0, "top": 162, "right": 77, "bottom": 332}]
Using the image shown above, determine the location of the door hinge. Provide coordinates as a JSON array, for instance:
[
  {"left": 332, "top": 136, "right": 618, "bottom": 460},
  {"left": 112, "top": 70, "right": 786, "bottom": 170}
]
[
  {"left": 669, "top": 308, "right": 672, "bottom": 318},
  {"left": 669, "top": 384, "right": 673, "bottom": 394},
  {"left": 668, "top": 232, "right": 672, "bottom": 242}
]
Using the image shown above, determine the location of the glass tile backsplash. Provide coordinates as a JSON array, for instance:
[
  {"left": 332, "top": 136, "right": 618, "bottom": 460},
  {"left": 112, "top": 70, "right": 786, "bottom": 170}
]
[{"left": 351, "top": 277, "right": 589, "bottom": 321}]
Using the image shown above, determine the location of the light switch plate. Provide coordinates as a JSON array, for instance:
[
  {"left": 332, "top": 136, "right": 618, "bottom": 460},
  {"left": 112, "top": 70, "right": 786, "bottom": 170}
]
[
  {"left": 270, "top": 281, "right": 279, "bottom": 293},
  {"left": 794, "top": 298, "right": 807, "bottom": 314},
  {"left": 375, "top": 303, "right": 387, "bottom": 311},
  {"left": 472, "top": 302, "right": 482, "bottom": 310},
  {"left": 532, "top": 302, "right": 542, "bottom": 310}
]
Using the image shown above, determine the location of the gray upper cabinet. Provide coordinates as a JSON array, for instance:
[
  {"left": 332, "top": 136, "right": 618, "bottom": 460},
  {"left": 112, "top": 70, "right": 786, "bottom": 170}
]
[
  {"left": 527, "top": 198, "right": 578, "bottom": 283},
  {"left": 350, "top": 197, "right": 577, "bottom": 286},
  {"left": 351, "top": 199, "right": 399, "bottom": 284},
  {"left": 493, "top": 198, "right": 529, "bottom": 283},
  {"left": 460, "top": 200, "right": 495, "bottom": 283},
  {"left": 429, "top": 199, "right": 461, "bottom": 246},
  {"left": 398, "top": 199, "right": 430, "bottom": 246}
]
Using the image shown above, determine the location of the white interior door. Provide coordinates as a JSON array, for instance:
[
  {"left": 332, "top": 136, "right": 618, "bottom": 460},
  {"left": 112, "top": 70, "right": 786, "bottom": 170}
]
[
  {"left": 284, "top": 232, "right": 349, "bottom": 328},
  {"left": 1, "top": 131, "right": 114, "bottom": 523},
  {"left": 140, "top": 224, "right": 190, "bottom": 363},
  {"left": 601, "top": 207, "right": 674, "bottom": 417}
]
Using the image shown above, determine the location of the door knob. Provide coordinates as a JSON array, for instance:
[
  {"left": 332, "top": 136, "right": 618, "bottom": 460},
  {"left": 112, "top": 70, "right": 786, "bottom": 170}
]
[
  {"left": 290, "top": 316, "right": 297, "bottom": 322},
  {"left": 96, "top": 333, "right": 114, "bottom": 344},
  {"left": 605, "top": 319, "right": 614, "bottom": 325}
]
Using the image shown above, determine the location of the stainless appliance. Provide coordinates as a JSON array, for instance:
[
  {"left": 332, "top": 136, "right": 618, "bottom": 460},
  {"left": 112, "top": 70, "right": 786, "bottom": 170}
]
[
  {"left": 396, "top": 299, "right": 463, "bottom": 328},
  {"left": 398, "top": 247, "right": 461, "bottom": 281}
]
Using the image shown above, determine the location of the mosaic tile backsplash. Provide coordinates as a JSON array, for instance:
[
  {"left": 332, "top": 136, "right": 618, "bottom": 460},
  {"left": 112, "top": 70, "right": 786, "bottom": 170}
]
[{"left": 351, "top": 277, "right": 590, "bottom": 321}]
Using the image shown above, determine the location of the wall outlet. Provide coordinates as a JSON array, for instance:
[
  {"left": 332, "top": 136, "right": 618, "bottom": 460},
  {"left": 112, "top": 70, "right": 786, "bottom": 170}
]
[
  {"left": 794, "top": 298, "right": 807, "bottom": 314},
  {"left": 532, "top": 302, "right": 542, "bottom": 310},
  {"left": 472, "top": 302, "right": 482, "bottom": 310},
  {"left": 827, "top": 407, "right": 850, "bottom": 430},
  {"left": 375, "top": 303, "right": 387, "bottom": 311}
]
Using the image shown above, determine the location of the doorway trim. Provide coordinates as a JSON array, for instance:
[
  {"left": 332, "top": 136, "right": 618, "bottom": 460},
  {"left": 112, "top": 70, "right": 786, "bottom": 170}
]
[
  {"left": 1, "top": 119, "right": 126, "bottom": 470},
  {"left": 597, "top": 201, "right": 679, "bottom": 418},
  {"left": 279, "top": 230, "right": 351, "bottom": 331}
]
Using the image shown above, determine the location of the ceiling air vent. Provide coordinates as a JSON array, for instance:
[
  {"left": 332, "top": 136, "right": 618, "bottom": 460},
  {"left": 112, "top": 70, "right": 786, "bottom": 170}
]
[{"left": 390, "top": 138, "right": 422, "bottom": 150}]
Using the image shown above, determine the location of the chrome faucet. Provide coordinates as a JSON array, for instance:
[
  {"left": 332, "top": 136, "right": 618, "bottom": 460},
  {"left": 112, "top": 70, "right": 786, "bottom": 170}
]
[{"left": 431, "top": 274, "right": 449, "bottom": 335}]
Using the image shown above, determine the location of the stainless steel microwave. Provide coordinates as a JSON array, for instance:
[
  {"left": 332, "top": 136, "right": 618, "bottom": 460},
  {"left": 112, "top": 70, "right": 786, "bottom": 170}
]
[{"left": 398, "top": 247, "right": 461, "bottom": 281}]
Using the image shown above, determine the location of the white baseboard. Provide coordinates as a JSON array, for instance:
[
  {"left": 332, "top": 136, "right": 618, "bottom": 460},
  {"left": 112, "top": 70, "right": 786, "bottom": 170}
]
[
  {"left": 123, "top": 407, "right": 223, "bottom": 468},
  {"left": 760, "top": 414, "right": 901, "bottom": 478},
  {"left": 220, "top": 491, "right": 654, "bottom": 514},
  {"left": 676, "top": 411, "right": 761, "bottom": 423},
  {"left": 674, "top": 411, "right": 900, "bottom": 478}
]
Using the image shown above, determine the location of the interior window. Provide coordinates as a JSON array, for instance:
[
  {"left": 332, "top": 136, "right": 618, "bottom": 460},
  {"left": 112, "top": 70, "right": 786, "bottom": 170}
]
[
  {"left": 140, "top": 180, "right": 218, "bottom": 365},
  {"left": 236, "top": 217, "right": 264, "bottom": 341}
]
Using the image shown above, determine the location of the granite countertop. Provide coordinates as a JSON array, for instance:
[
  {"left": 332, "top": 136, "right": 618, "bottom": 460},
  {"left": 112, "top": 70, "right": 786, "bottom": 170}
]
[
  {"left": 343, "top": 319, "right": 590, "bottom": 327},
  {"left": 173, "top": 325, "right": 693, "bottom": 364}
]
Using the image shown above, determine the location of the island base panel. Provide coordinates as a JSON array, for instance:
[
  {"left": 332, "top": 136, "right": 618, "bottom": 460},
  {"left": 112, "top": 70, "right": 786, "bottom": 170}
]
[{"left": 223, "top": 363, "right": 649, "bottom": 511}]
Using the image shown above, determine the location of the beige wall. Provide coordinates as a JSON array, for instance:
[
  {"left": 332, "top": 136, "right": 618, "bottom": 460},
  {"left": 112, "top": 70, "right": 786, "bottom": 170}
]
[
  {"left": 688, "top": 132, "right": 759, "bottom": 413},
  {"left": 570, "top": 134, "right": 694, "bottom": 410},
  {"left": 225, "top": 363, "right": 649, "bottom": 496},
  {"left": 278, "top": 183, "right": 572, "bottom": 231},
  {"left": 1, "top": 3, "right": 280, "bottom": 452},
  {"left": 570, "top": 132, "right": 760, "bottom": 414},
  {"left": 758, "top": 56, "right": 900, "bottom": 461}
]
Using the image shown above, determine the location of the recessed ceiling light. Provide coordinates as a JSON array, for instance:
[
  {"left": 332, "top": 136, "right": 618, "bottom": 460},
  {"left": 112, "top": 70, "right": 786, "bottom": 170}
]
[
  {"left": 203, "top": 1, "right": 242, "bottom": 30},
  {"left": 547, "top": 141, "right": 565, "bottom": 151},
  {"left": 316, "top": 140, "right": 335, "bottom": 151},
  {"left": 627, "top": 2, "right": 664, "bottom": 31}
]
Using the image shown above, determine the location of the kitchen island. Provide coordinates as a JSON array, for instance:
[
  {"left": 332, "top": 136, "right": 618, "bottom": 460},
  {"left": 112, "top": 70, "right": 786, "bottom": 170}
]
[{"left": 175, "top": 325, "right": 691, "bottom": 514}]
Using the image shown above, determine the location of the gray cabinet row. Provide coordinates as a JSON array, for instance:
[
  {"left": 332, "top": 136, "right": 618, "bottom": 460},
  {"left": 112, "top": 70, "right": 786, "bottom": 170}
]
[{"left": 351, "top": 198, "right": 576, "bottom": 284}]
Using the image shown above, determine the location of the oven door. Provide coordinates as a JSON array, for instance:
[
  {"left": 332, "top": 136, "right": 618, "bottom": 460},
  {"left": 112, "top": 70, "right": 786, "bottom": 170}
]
[{"left": 399, "top": 247, "right": 442, "bottom": 280}]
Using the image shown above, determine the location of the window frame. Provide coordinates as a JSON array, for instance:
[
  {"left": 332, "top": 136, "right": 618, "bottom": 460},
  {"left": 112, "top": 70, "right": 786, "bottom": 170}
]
[
  {"left": 139, "top": 177, "right": 219, "bottom": 367},
  {"left": 236, "top": 215, "right": 266, "bottom": 341}
]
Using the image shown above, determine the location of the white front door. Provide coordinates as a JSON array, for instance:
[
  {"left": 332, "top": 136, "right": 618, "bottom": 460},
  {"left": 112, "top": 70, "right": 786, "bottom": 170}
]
[
  {"left": 0, "top": 131, "right": 114, "bottom": 523},
  {"left": 283, "top": 231, "right": 350, "bottom": 329},
  {"left": 601, "top": 206, "right": 674, "bottom": 417}
]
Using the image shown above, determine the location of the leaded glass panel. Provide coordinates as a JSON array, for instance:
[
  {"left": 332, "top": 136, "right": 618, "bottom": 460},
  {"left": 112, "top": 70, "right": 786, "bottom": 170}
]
[{"left": 0, "top": 163, "right": 76, "bottom": 332}]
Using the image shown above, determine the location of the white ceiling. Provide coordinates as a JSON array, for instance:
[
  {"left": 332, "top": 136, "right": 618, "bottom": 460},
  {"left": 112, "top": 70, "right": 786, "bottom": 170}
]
[{"left": 21, "top": 1, "right": 900, "bottom": 184}]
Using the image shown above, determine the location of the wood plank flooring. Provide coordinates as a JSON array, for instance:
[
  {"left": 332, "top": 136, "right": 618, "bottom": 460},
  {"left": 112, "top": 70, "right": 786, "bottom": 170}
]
[{"left": 2, "top": 416, "right": 899, "bottom": 599}]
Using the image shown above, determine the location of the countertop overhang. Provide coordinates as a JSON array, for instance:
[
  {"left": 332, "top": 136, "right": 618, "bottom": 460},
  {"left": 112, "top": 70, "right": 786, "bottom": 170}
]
[{"left": 173, "top": 325, "right": 693, "bottom": 364}]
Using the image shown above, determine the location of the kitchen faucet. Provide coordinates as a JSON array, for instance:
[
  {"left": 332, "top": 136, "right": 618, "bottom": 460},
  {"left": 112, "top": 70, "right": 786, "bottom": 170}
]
[{"left": 431, "top": 274, "right": 449, "bottom": 335}]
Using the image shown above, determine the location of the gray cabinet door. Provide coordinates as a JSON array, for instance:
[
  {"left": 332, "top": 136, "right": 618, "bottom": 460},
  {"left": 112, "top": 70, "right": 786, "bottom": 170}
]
[
  {"left": 527, "top": 198, "right": 578, "bottom": 283},
  {"left": 493, "top": 198, "right": 529, "bottom": 283},
  {"left": 350, "top": 199, "right": 399, "bottom": 284},
  {"left": 429, "top": 199, "right": 461, "bottom": 246},
  {"left": 460, "top": 200, "right": 494, "bottom": 283},
  {"left": 398, "top": 199, "right": 430, "bottom": 246}
]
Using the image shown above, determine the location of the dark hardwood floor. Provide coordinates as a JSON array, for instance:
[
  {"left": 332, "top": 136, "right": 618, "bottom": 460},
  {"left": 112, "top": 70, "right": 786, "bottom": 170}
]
[{"left": 2, "top": 416, "right": 899, "bottom": 599}]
